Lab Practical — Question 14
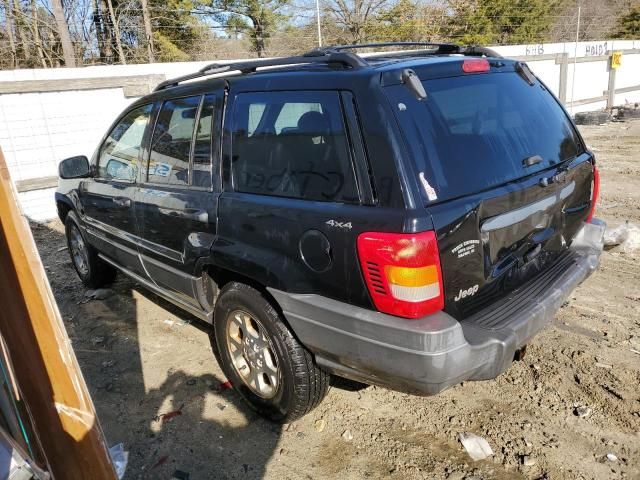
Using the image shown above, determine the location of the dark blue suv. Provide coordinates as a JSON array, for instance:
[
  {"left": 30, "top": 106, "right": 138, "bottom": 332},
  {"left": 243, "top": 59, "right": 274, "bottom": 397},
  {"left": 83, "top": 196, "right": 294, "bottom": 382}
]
[{"left": 56, "top": 43, "right": 605, "bottom": 422}]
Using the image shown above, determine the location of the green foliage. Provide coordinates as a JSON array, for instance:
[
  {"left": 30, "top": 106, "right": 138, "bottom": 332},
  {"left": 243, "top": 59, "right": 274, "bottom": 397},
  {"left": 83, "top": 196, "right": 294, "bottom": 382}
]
[
  {"left": 612, "top": 6, "right": 640, "bottom": 39},
  {"left": 372, "top": 0, "right": 447, "bottom": 42},
  {"left": 373, "top": 0, "right": 421, "bottom": 41},
  {"left": 148, "top": 0, "right": 204, "bottom": 61},
  {"left": 153, "top": 32, "right": 192, "bottom": 61},
  {"left": 446, "top": 0, "right": 564, "bottom": 45},
  {"left": 211, "top": 0, "right": 290, "bottom": 56}
]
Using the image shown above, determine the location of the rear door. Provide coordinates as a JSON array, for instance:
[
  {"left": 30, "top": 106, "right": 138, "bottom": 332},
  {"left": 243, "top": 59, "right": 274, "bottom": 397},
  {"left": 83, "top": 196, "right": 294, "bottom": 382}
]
[
  {"left": 134, "top": 92, "right": 222, "bottom": 308},
  {"left": 80, "top": 103, "right": 152, "bottom": 273},
  {"left": 215, "top": 89, "right": 374, "bottom": 305},
  {"left": 385, "top": 64, "right": 594, "bottom": 318}
]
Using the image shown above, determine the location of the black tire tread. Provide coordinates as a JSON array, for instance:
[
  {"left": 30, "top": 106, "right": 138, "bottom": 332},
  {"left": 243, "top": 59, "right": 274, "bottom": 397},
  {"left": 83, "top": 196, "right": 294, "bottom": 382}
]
[{"left": 65, "top": 211, "right": 117, "bottom": 288}]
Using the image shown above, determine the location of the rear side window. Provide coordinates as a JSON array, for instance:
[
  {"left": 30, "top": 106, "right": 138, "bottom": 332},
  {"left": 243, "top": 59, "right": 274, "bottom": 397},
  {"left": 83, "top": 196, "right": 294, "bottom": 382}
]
[
  {"left": 148, "top": 96, "right": 201, "bottom": 186},
  {"left": 386, "top": 72, "right": 584, "bottom": 203},
  {"left": 192, "top": 94, "right": 215, "bottom": 189},
  {"left": 231, "top": 91, "right": 359, "bottom": 203}
]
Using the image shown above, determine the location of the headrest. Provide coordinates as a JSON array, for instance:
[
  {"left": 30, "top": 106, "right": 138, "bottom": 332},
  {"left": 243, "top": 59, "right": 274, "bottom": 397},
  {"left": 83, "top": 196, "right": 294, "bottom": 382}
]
[{"left": 297, "top": 111, "right": 329, "bottom": 135}]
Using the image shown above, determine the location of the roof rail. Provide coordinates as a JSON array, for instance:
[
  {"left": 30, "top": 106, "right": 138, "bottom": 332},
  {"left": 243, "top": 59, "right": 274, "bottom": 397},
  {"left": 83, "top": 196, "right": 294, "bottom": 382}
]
[
  {"left": 459, "top": 45, "right": 503, "bottom": 58},
  {"left": 307, "top": 42, "right": 461, "bottom": 56},
  {"left": 154, "top": 51, "right": 367, "bottom": 91},
  {"left": 309, "top": 42, "right": 503, "bottom": 61}
]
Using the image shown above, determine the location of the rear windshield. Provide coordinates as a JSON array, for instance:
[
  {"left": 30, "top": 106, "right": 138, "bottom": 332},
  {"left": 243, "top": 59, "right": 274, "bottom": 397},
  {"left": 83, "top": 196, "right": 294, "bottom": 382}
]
[{"left": 385, "top": 72, "right": 584, "bottom": 203}]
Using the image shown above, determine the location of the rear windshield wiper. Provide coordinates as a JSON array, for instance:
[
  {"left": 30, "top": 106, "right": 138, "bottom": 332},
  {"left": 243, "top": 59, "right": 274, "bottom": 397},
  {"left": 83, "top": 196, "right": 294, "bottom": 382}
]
[
  {"left": 515, "top": 62, "right": 536, "bottom": 86},
  {"left": 401, "top": 69, "right": 428, "bottom": 100}
]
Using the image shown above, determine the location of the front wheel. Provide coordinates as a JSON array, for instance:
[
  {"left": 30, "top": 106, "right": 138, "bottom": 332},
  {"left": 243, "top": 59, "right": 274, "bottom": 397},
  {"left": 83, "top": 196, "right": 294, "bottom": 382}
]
[
  {"left": 214, "top": 282, "right": 329, "bottom": 423},
  {"left": 65, "top": 211, "right": 116, "bottom": 288}
]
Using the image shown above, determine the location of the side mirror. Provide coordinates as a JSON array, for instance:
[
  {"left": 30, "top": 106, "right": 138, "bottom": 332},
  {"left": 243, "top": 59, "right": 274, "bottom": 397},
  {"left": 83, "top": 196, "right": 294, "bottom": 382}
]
[{"left": 59, "top": 156, "right": 90, "bottom": 179}]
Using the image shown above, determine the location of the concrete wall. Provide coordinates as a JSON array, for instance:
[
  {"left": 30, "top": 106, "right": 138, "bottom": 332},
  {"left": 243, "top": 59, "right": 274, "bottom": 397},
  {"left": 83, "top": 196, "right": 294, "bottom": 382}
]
[{"left": 0, "top": 39, "right": 638, "bottom": 222}]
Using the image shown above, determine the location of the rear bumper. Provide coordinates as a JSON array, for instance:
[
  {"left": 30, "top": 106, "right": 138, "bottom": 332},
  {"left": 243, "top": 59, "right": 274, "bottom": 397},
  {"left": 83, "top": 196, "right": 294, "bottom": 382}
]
[{"left": 269, "top": 219, "right": 605, "bottom": 395}]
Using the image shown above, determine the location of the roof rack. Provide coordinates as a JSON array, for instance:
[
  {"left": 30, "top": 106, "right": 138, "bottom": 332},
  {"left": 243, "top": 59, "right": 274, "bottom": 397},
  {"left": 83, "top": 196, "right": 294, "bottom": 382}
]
[
  {"left": 459, "top": 45, "right": 503, "bottom": 58},
  {"left": 307, "top": 42, "right": 503, "bottom": 62},
  {"left": 307, "top": 42, "right": 461, "bottom": 56},
  {"left": 154, "top": 42, "right": 503, "bottom": 92},
  {"left": 154, "top": 51, "right": 367, "bottom": 91}
]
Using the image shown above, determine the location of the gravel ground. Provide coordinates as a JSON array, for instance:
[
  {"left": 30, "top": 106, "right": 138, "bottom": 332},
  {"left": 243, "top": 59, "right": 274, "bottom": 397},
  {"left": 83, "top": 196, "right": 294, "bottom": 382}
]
[{"left": 32, "top": 119, "right": 640, "bottom": 480}]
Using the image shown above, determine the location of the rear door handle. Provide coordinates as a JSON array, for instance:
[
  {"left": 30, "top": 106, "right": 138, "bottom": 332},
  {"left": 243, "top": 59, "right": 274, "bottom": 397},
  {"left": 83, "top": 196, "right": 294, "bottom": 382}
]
[
  {"left": 113, "top": 197, "right": 131, "bottom": 208},
  {"left": 158, "top": 207, "right": 208, "bottom": 223}
]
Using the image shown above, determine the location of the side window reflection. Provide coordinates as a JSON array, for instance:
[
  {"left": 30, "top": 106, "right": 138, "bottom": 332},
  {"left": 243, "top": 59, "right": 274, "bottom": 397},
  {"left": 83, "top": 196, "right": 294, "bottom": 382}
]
[{"left": 98, "top": 104, "right": 152, "bottom": 181}]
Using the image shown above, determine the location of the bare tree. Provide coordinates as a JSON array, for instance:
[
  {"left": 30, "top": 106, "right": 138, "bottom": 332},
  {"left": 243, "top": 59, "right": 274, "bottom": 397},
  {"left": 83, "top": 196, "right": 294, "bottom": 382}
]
[
  {"left": 105, "top": 0, "right": 126, "bottom": 63},
  {"left": 140, "top": 0, "right": 154, "bottom": 62},
  {"left": 92, "top": 0, "right": 109, "bottom": 61},
  {"left": 550, "top": 0, "right": 636, "bottom": 41},
  {"left": 13, "top": 0, "right": 32, "bottom": 62},
  {"left": 325, "top": 0, "right": 391, "bottom": 43},
  {"left": 51, "top": 0, "right": 76, "bottom": 66},
  {"left": 207, "top": 0, "right": 290, "bottom": 58},
  {"left": 2, "top": 0, "right": 18, "bottom": 67},
  {"left": 31, "top": 0, "right": 47, "bottom": 67}
]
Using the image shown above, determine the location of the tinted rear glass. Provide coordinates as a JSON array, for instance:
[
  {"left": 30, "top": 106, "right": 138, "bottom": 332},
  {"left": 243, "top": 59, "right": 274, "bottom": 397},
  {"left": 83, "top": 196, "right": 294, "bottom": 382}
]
[{"left": 386, "top": 72, "right": 583, "bottom": 203}]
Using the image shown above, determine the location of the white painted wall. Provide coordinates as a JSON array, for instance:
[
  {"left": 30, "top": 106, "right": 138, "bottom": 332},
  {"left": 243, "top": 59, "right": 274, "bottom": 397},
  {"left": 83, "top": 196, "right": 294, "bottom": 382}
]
[{"left": 0, "top": 39, "right": 638, "bottom": 222}]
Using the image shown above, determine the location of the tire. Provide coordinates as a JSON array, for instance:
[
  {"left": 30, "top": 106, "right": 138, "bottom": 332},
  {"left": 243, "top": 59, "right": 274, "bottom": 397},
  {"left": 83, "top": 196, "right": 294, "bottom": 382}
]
[
  {"left": 214, "top": 282, "right": 329, "bottom": 423},
  {"left": 64, "top": 211, "right": 117, "bottom": 288}
]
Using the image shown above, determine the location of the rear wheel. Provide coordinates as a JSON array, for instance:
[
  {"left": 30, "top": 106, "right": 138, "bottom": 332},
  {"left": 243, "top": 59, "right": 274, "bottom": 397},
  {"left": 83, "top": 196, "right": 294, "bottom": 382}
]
[
  {"left": 214, "top": 282, "right": 329, "bottom": 422},
  {"left": 65, "top": 211, "right": 116, "bottom": 288}
]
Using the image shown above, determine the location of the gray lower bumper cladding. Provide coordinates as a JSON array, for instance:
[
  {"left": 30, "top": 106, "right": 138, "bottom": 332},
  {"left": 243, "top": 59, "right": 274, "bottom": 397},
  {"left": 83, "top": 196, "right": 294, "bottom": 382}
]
[{"left": 269, "top": 220, "right": 606, "bottom": 395}]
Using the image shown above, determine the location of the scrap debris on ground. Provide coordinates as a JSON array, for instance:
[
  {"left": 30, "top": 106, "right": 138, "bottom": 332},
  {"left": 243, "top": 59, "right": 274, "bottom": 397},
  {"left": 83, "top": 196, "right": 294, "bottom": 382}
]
[{"left": 31, "top": 119, "right": 640, "bottom": 479}]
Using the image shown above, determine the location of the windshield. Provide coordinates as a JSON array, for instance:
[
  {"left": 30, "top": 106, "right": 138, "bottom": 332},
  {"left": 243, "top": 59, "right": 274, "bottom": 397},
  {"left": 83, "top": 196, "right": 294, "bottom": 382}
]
[{"left": 386, "top": 72, "right": 584, "bottom": 203}]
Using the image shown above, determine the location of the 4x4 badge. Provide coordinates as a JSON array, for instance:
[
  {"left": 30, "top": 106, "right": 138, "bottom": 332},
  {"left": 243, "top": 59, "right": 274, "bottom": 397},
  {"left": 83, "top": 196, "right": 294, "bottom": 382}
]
[{"left": 325, "top": 220, "right": 352, "bottom": 230}]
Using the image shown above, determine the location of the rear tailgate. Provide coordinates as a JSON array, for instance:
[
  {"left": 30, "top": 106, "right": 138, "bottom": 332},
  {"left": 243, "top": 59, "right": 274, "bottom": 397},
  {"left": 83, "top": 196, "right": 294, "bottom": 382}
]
[
  {"left": 428, "top": 156, "right": 593, "bottom": 318},
  {"left": 384, "top": 60, "right": 595, "bottom": 319}
]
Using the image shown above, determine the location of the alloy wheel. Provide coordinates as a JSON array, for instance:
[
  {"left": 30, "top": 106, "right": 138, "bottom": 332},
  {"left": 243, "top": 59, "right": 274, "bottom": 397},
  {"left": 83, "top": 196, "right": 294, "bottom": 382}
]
[
  {"left": 225, "top": 310, "right": 280, "bottom": 398},
  {"left": 69, "top": 224, "right": 89, "bottom": 276}
]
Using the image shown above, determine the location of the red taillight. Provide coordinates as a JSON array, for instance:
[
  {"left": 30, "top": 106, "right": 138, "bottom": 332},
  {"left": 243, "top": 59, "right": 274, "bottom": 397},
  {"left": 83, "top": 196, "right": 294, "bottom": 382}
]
[
  {"left": 586, "top": 164, "right": 600, "bottom": 222},
  {"left": 462, "top": 59, "right": 490, "bottom": 73},
  {"left": 357, "top": 231, "right": 444, "bottom": 319}
]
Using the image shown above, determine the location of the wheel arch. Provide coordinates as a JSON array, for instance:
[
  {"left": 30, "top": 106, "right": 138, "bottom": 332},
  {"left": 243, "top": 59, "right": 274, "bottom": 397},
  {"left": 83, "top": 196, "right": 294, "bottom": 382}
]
[
  {"left": 55, "top": 193, "right": 74, "bottom": 222},
  {"left": 196, "top": 260, "right": 287, "bottom": 325}
]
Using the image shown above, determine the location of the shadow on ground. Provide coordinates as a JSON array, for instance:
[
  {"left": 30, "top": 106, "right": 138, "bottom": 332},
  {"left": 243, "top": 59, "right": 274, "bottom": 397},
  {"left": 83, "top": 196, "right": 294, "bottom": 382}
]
[{"left": 30, "top": 220, "right": 283, "bottom": 480}]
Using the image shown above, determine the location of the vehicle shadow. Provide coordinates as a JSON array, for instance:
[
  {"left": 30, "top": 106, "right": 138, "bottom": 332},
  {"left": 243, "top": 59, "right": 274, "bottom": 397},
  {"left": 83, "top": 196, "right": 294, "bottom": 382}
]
[{"left": 30, "top": 220, "right": 283, "bottom": 480}]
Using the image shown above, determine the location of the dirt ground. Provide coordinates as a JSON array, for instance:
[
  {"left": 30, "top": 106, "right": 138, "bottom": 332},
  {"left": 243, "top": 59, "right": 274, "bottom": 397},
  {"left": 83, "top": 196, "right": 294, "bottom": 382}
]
[{"left": 31, "top": 119, "right": 640, "bottom": 480}]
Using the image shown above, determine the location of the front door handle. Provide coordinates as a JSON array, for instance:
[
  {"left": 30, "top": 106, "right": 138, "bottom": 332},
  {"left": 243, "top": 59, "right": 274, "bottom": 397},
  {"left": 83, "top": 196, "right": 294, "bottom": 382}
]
[
  {"left": 113, "top": 197, "right": 131, "bottom": 208},
  {"left": 181, "top": 209, "right": 209, "bottom": 223}
]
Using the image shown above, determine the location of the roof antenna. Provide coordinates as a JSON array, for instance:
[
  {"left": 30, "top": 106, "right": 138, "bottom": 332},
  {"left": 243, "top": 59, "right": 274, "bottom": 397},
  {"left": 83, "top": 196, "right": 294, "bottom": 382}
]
[{"left": 401, "top": 69, "right": 427, "bottom": 100}]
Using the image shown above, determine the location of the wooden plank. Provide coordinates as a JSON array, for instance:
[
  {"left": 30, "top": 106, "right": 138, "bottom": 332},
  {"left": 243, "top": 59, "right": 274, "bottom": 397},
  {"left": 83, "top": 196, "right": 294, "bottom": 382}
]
[
  {"left": 0, "top": 147, "right": 116, "bottom": 479},
  {"left": 614, "top": 84, "right": 640, "bottom": 95},
  {"left": 511, "top": 53, "right": 560, "bottom": 62},
  {"left": 0, "top": 74, "right": 165, "bottom": 97},
  {"left": 15, "top": 175, "right": 58, "bottom": 192},
  {"left": 566, "top": 95, "right": 608, "bottom": 108}
]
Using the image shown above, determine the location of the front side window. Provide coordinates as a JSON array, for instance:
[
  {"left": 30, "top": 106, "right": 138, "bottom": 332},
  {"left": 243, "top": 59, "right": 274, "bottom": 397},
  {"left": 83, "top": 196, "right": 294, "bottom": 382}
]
[
  {"left": 98, "top": 104, "right": 152, "bottom": 181},
  {"left": 231, "top": 91, "right": 359, "bottom": 203},
  {"left": 148, "top": 96, "right": 201, "bottom": 186}
]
